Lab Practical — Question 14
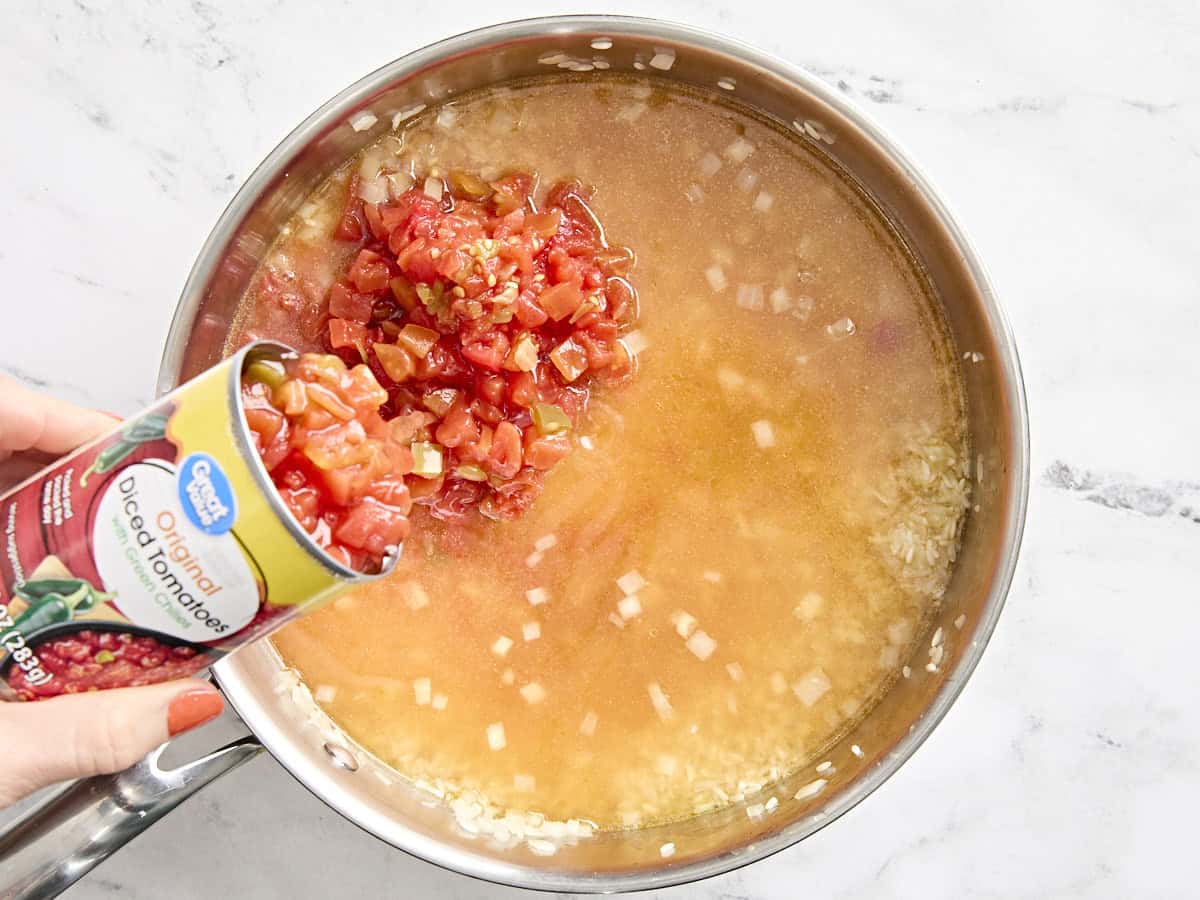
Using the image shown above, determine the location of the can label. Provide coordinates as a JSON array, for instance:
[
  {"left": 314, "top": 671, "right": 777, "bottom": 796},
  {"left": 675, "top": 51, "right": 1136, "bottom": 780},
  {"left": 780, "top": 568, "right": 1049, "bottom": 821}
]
[{"left": 0, "top": 342, "right": 355, "bottom": 700}]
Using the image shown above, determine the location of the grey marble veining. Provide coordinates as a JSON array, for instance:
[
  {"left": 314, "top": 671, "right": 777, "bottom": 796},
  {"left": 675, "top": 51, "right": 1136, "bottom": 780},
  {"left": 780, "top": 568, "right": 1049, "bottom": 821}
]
[{"left": 1, "top": 0, "right": 1197, "bottom": 897}]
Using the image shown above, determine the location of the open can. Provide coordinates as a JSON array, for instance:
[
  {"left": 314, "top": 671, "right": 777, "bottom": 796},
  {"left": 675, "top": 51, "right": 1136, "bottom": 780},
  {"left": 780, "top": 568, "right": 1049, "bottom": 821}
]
[{"left": 0, "top": 340, "right": 395, "bottom": 700}]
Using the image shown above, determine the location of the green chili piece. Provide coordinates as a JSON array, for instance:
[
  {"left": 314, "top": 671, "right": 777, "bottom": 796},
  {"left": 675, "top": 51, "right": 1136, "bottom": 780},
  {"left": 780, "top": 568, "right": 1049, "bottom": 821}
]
[
  {"left": 531, "top": 403, "right": 572, "bottom": 436},
  {"left": 243, "top": 360, "right": 287, "bottom": 389},
  {"left": 95, "top": 650, "right": 115, "bottom": 664}
]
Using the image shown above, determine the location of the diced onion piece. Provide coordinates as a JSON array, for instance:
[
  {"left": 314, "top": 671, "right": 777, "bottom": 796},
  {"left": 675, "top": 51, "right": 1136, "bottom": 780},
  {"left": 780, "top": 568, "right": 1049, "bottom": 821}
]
[
  {"left": 851, "top": 744, "right": 864, "bottom": 758},
  {"left": 549, "top": 337, "right": 588, "bottom": 383},
  {"left": 522, "top": 621, "right": 541, "bottom": 641},
  {"left": 579, "top": 711, "right": 599, "bottom": 736},
  {"left": 423, "top": 176, "right": 444, "bottom": 200},
  {"left": 514, "top": 774, "right": 536, "bottom": 792},
  {"left": 314, "top": 684, "right": 337, "bottom": 703},
  {"left": 660, "top": 842, "right": 676, "bottom": 858},
  {"left": 608, "top": 612, "right": 626, "bottom": 629},
  {"left": 431, "top": 693, "right": 448, "bottom": 711},
  {"left": 404, "top": 582, "right": 431, "bottom": 611},
  {"left": 579, "top": 435, "right": 595, "bottom": 451},
  {"left": 698, "top": 151, "right": 722, "bottom": 178},
  {"left": 526, "top": 587, "right": 549, "bottom": 607},
  {"left": 794, "top": 591, "right": 824, "bottom": 621},
  {"left": 765, "top": 796, "right": 779, "bottom": 812},
  {"left": 769, "top": 672, "right": 788, "bottom": 694},
  {"left": 685, "top": 183, "right": 705, "bottom": 204},
  {"left": 491, "top": 636, "right": 514, "bottom": 657},
  {"left": 436, "top": 106, "right": 457, "bottom": 129},
  {"left": 725, "top": 662, "right": 744, "bottom": 682},
  {"left": 386, "top": 172, "right": 414, "bottom": 198},
  {"left": 705, "top": 265, "right": 728, "bottom": 292},
  {"left": 524, "top": 551, "right": 543, "bottom": 568},
  {"left": 736, "top": 283, "right": 764, "bottom": 311},
  {"left": 703, "top": 570, "right": 722, "bottom": 583},
  {"left": 519, "top": 682, "right": 547, "bottom": 704},
  {"left": 815, "top": 760, "right": 834, "bottom": 774},
  {"left": 793, "top": 667, "right": 832, "bottom": 707},
  {"left": 724, "top": 137, "right": 756, "bottom": 164},
  {"left": 413, "top": 677, "right": 432, "bottom": 706},
  {"left": 534, "top": 534, "right": 558, "bottom": 552},
  {"left": 735, "top": 167, "right": 759, "bottom": 193},
  {"left": 454, "top": 464, "right": 488, "bottom": 482},
  {"left": 391, "top": 104, "right": 425, "bottom": 128},
  {"left": 616, "top": 102, "right": 648, "bottom": 123},
  {"left": 670, "top": 610, "right": 697, "bottom": 639},
  {"left": 617, "top": 595, "right": 643, "bottom": 620},
  {"left": 359, "top": 175, "right": 389, "bottom": 204},
  {"left": 794, "top": 778, "right": 828, "bottom": 801},
  {"left": 686, "top": 630, "right": 717, "bottom": 660},
  {"left": 410, "top": 442, "right": 444, "bottom": 478},
  {"left": 621, "top": 329, "right": 650, "bottom": 356},
  {"left": 746, "top": 803, "right": 765, "bottom": 819},
  {"left": 506, "top": 332, "right": 539, "bottom": 372},
  {"left": 750, "top": 419, "right": 776, "bottom": 449},
  {"left": 486, "top": 722, "right": 507, "bottom": 751},
  {"left": 647, "top": 682, "right": 673, "bottom": 721},
  {"left": 825, "top": 317, "right": 857, "bottom": 339},
  {"left": 616, "top": 570, "right": 648, "bottom": 595},
  {"left": 350, "top": 112, "right": 378, "bottom": 132},
  {"left": 501, "top": 668, "right": 516, "bottom": 685},
  {"left": 769, "top": 287, "right": 792, "bottom": 314},
  {"left": 649, "top": 48, "right": 676, "bottom": 70},
  {"left": 754, "top": 191, "right": 774, "bottom": 212}
]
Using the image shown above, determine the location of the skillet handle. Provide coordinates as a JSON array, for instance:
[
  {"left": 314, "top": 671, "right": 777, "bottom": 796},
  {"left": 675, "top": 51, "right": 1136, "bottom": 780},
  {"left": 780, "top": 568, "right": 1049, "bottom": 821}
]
[{"left": 0, "top": 733, "right": 263, "bottom": 899}]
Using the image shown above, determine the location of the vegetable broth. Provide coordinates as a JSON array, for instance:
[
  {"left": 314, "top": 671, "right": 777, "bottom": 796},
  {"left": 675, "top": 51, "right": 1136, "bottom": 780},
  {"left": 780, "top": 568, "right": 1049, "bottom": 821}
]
[{"left": 233, "top": 77, "right": 969, "bottom": 828}]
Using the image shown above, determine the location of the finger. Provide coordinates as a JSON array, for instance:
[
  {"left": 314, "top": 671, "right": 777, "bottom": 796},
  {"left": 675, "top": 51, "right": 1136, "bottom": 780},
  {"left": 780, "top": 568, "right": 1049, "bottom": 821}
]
[
  {"left": 0, "top": 376, "right": 119, "bottom": 458},
  {"left": 0, "top": 680, "right": 223, "bottom": 806}
]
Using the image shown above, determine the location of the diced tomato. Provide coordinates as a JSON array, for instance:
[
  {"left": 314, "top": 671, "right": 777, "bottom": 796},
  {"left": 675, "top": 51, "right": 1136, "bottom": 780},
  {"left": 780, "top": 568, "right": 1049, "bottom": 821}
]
[
  {"left": 461, "top": 332, "right": 510, "bottom": 371},
  {"left": 514, "top": 293, "right": 549, "bottom": 328},
  {"left": 335, "top": 497, "right": 411, "bottom": 556},
  {"left": 488, "top": 421, "right": 523, "bottom": 479},
  {"left": 329, "top": 282, "right": 375, "bottom": 323},
  {"left": 537, "top": 279, "right": 583, "bottom": 321},
  {"left": 507, "top": 371, "right": 538, "bottom": 407},
  {"left": 435, "top": 398, "right": 479, "bottom": 448},
  {"left": 334, "top": 176, "right": 364, "bottom": 241},
  {"left": 328, "top": 319, "right": 368, "bottom": 356},
  {"left": 523, "top": 432, "right": 571, "bottom": 470},
  {"left": 348, "top": 249, "right": 391, "bottom": 293}
]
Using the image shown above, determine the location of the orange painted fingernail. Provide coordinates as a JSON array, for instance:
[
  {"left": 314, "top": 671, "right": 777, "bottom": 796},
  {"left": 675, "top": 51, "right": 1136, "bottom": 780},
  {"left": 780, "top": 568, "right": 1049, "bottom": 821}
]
[{"left": 167, "top": 687, "right": 224, "bottom": 736}]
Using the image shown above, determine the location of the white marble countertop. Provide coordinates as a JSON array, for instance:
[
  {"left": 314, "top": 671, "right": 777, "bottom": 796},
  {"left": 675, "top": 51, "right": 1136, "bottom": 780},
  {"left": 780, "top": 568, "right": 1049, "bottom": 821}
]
[{"left": 2, "top": 0, "right": 1197, "bottom": 897}]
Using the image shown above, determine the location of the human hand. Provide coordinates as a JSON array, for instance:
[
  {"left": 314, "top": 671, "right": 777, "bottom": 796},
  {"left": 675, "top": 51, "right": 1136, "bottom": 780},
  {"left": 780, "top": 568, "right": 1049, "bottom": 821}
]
[{"left": 0, "top": 376, "right": 224, "bottom": 808}]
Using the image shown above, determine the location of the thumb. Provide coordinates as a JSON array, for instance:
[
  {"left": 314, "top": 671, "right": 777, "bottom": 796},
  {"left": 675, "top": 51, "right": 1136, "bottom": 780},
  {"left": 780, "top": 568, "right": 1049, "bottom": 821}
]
[{"left": 0, "top": 680, "right": 223, "bottom": 807}]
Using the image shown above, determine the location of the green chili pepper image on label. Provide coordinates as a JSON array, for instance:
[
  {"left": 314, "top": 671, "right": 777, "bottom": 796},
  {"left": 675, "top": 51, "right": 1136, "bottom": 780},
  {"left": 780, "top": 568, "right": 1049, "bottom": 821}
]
[
  {"left": 10, "top": 579, "right": 111, "bottom": 635},
  {"left": 78, "top": 414, "right": 169, "bottom": 486}
]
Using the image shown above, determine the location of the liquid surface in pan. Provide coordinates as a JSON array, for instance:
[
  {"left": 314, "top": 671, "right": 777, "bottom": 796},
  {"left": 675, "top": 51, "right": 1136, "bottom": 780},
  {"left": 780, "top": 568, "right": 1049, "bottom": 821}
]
[{"left": 231, "top": 76, "right": 970, "bottom": 831}]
